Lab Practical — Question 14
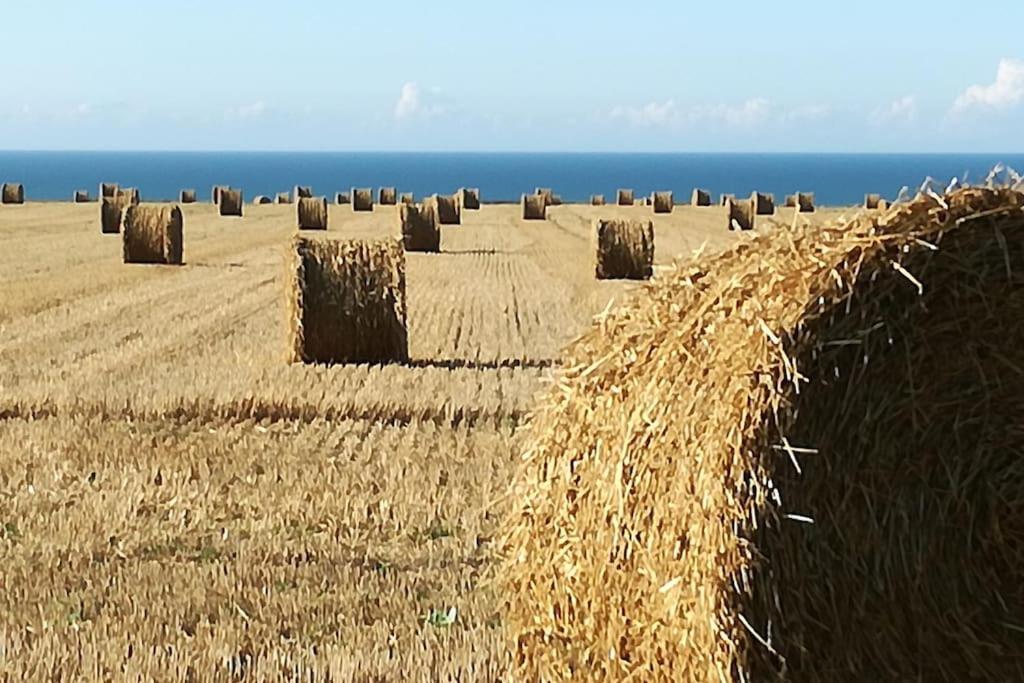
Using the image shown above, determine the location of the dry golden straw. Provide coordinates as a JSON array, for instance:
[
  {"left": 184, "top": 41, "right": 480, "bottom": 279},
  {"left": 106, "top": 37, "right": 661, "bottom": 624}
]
[
  {"left": 751, "top": 191, "right": 775, "bottom": 215},
  {"left": 2, "top": 183, "right": 25, "bottom": 204},
  {"left": 691, "top": 188, "right": 712, "bottom": 206},
  {"left": 591, "top": 194, "right": 606, "bottom": 206},
  {"left": 458, "top": 187, "right": 481, "bottom": 210},
  {"left": 400, "top": 202, "right": 440, "bottom": 252},
  {"left": 652, "top": 191, "right": 674, "bottom": 214},
  {"left": 179, "top": 189, "right": 197, "bottom": 204},
  {"left": 594, "top": 219, "right": 654, "bottom": 280},
  {"left": 122, "top": 204, "right": 184, "bottom": 265},
  {"left": 218, "top": 188, "right": 243, "bottom": 217},
  {"left": 617, "top": 188, "right": 634, "bottom": 206},
  {"left": 286, "top": 236, "right": 408, "bottom": 365},
  {"left": 498, "top": 185, "right": 1024, "bottom": 682},
  {"left": 379, "top": 187, "right": 398, "bottom": 205},
  {"left": 727, "top": 196, "right": 755, "bottom": 230},
  {"left": 521, "top": 193, "right": 546, "bottom": 220},
  {"left": 797, "top": 192, "right": 815, "bottom": 213},
  {"left": 297, "top": 196, "right": 328, "bottom": 230},
  {"left": 351, "top": 188, "right": 374, "bottom": 212}
]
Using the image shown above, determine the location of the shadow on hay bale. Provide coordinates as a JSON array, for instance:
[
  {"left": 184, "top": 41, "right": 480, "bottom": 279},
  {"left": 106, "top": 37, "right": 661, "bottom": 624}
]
[
  {"left": 286, "top": 237, "right": 408, "bottom": 365},
  {"left": 180, "top": 189, "right": 197, "bottom": 204},
  {"left": 100, "top": 183, "right": 119, "bottom": 199},
  {"left": 73, "top": 190, "right": 91, "bottom": 203},
  {"left": 400, "top": 203, "right": 440, "bottom": 252},
  {"left": 751, "top": 191, "right": 775, "bottom": 215},
  {"left": 297, "top": 196, "right": 328, "bottom": 230},
  {"left": 652, "top": 191, "right": 674, "bottom": 214},
  {"left": 691, "top": 188, "right": 711, "bottom": 206},
  {"left": 122, "top": 204, "right": 183, "bottom": 265},
  {"left": 498, "top": 185, "right": 1024, "bottom": 682},
  {"left": 591, "top": 194, "right": 605, "bottom": 206},
  {"left": 219, "top": 188, "right": 243, "bottom": 217},
  {"left": 727, "top": 196, "right": 755, "bottom": 231},
  {"left": 521, "top": 194, "right": 546, "bottom": 220},
  {"left": 458, "top": 187, "right": 481, "bottom": 210},
  {"left": 351, "top": 188, "right": 374, "bottom": 212},
  {"left": 1, "top": 183, "right": 25, "bottom": 204},
  {"left": 617, "top": 188, "right": 634, "bottom": 206},
  {"left": 594, "top": 219, "right": 654, "bottom": 280}
]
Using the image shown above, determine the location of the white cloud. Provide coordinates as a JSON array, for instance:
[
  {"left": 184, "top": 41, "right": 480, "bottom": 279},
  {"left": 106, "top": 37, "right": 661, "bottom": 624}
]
[
  {"left": 783, "top": 104, "right": 831, "bottom": 123},
  {"left": 225, "top": 101, "right": 267, "bottom": 120},
  {"left": 953, "top": 58, "right": 1024, "bottom": 112},
  {"left": 394, "top": 82, "right": 448, "bottom": 120},
  {"left": 870, "top": 96, "right": 917, "bottom": 124},
  {"left": 609, "top": 97, "right": 773, "bottom": 128},
  {"left": 609, "top": 99, "right": 679, "bottom": 126}
]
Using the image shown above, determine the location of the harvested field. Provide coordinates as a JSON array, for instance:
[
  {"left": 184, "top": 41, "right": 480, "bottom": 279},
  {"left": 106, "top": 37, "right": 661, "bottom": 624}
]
[{"left": 0, "top": 199, "right": 848, "bottom": 680}]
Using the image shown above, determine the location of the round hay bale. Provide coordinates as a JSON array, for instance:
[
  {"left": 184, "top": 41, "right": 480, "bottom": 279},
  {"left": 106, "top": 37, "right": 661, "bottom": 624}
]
[
  {"left": 117, "top": 188, "right": 140, "bottom": 206},
  {"left": 212, "top": 185, "right": 228, "bottom": 204},
  {"left": 797, "top": 192, "right": 815, "bottom": 213},
  {"left": 498, "top": 185, "right": 1024, "bottom": 682},
  {"left": 294, "top": 186, "right": 313, "bottom": 200},
  {"left": 534, "top": 188, "right": 554, "bottom": 207},
  {"left": 252, "top": 195, "right": 273, "bottom": 205},
  {"left": 751, "top": 191, "right": 775, "bottom": 215},
  {"left": 180, "top": 189, "right": 197, "bottom": 204},
  {"left": 652, "top": 191, "right": 674, "bottom": 214},
  {"left": 428, "top": 194, "right": 461, "bottom": 225},
  {"left": 122, "top": 203, "right": 183, "bottom": 265},
  {"left": 100, "top": 197, "right": 124, "bottom": 234},
  {"left": 784, "top": 193, "right": 797, "bottom": 207},
  {"left": 335, "top": 192, "right": 350, "bottom": 205},
  {"left": 219, "top": 188, "right": 243, "bottom": 217},
  {"left": 100, "top": 183, "right": 119, "bottom": 199},
  {"left": 550, "top": 194, "right": 564, "bottom": 206},
  {"left": 277, "top": 192, "right": 292, "bottom": 204},
  {"left": 297, "top": 196, "right": 328, "bottom": 230},
  {"left": 458, "top": 187, "right": 481, "bottom": 210},
  {"left": 691, "top": 188, "right": 711, "bottom": 206},
  {"left": 720, "top": 193, "right": 736, "bottom": 206},
  {"left": 400, "top": 192, "right": 414, "bottom": 205},
  {"left": 1, "top": 183, "right": 25, "bottom": 205},
  {"left": 617, "top": 188, "right": 634, "bottom": 206},
  {"left": 286, "top": 237, "right": 408, "bottom": 365},
  {"left": 379, "top": 187, "right": 398, "bottom": 205},
  {"left": 351, "top": 188, "right": 374, "bottom": 212},
  {"left": 521, "top": 193, "right": 546, "bottom": 220},
  {"left": 590, "top": 194, "right": 606, "bottom": 206},
  {"left": 865, "top": 193, "right": 883, "bottom": 209},
  {"left": 594, "top": 219, "right": 654, "bottom": 280},
  {"left": 73, "top": 190, "right": 90, "bottom": 203},
  {"left": 400, "top": 202, "right": 440, "bottom": 252},
  {"left": 727, "top": 196, "right": 755, "bottom": 230}
]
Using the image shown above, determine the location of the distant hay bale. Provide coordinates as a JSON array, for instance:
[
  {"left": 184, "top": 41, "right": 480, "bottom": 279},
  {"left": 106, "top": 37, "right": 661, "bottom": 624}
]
[
  {"left": 400, "top": 192, "right": 414, "bottom": 204},
  {"left": 751, "top": 191, "right": 775, "bottom": 215},
  {"left": 100, "top": 183, "right": 119, "bottom": 198},
  {"left": 535, "top": 188, "right": 554, "bottom": 206},
  {"left": 117, "top": 188, "right": 140, "bottom": 205},
  {"left": 379, "top": 187, "right": 397, "bottom": 205},
  {"left": 73, "top": 190, "right": 90, "bottom": 203},
  {"left": 458, "top": 187, "right": 481, "bottom": 210},
  {"left": 297, "top": 196, "right": 328, "bottom": 230},
  {"left": 180, "top": 189, "right": 197, "bottom": 204},
  {"left": 400, "top": 202, "right": 440, "bottom": 252},
  {"left": 212, "top": 185, "right": 228, "bottom": 204},
  {"left": 691, "top": 188, "right": 711, "bottom": 206},
  {"left": 727, "top": 196, "right": 755, "bottom": 231},
  {"left": 720, "top": 193, "right": 736, "bottom": 206},
  {"left": 277, "top": 192, "right": 292, "bottom": 204},
  {"left": 253, "top": 195, "right": 273, "bottom": 205},
  {"left": 351, "top": 188, "right": 374, "bottom": 212},
  {"left": 590, "top": 194, "right": 605, "bottom": 206},
  {"left": 335, "top": 192, "right": 350, "bottom": 205},
  {"left": 617, "top": 189, "right": 634, "bottom": 206},
  {"left": 797, "top": 192, "right": 816, "bottom": 213},
  {"left": 100, "top": 197, "right": 123, "bottom": 234},
  {"left": 1, "top": 183, "right": 25, "bottom": 204},
  {"left": 286, "top": 237, "right": 408, "bottom": 365},
  {"left": 550, "top": 194, "right": 564, "bottom": 206},
  {"left": 426, "top": 194, "right": 461, "bottom": 225},
  {"left": 219, "top": 188, "right": 243, "bottom": 217},
  {"left": 652, "top": 191, "right": 674, "bottom": 214},
  {"left": 784, "top": 194, "right": 797, "bottom": 207},
  {"left": 122, "top": 203, "right": 183, "bottom": 265},
  {"left": 521, "top": 193, "right": 546, "bottom": 220},
  {"left": 594, "top": 219, "right": 654, "bottom": 280},
  {"left": 865, "top": 193, "right": 883, "bottom": 209},
  {"left": 294, "top": 186, "right": 313, "bottom": 200},
  {"left": 498, "top": 185, "right": 1024, "bottom": 682}
]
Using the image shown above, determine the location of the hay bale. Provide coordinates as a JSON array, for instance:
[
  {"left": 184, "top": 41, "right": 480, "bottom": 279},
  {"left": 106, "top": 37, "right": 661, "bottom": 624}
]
[
  {"left": 294, "top": 186, "right": 313, "bottom": 200},
  {"left": 100, "top": 183, "right": 119, "bottom": 198},
  {"left": 865, "top": 193, "right": 883, "bottom": 209},
  {"left": 458, "top": 187, "right": 481, "bottom": 210},
  {"left": 400, "top": 192, "right": 414, "bottom": 204},
  {"left": 425, "top": 194, "right": 461, "bottom": 225},
  {"left": 751, "top": 191, "right": 775, "bottom": 215},
  {"left": 797, "top": 191, "right": 816, "bottom": 213},
  {"left": 498, "top": 185, "right": 1024, "bottom": 682},
  {"left": 521, "top": 193, "right": 546, "bottom": 220},
  {"left": 253, "top": 195, "right": 273, "bottom": 205},
  {"left": 212, "top": 185, "right": 228, "bottom": 204},
  {"left": 550, "top": 195, "right": 564, "bottom": 206},
  {"left": 400, "top": 202, "right": 440, "bottom": 252},
  {"left": 691, "top": 188, "right": 711, "bottom": 206},
  {"left": 117, "top": 188, "right": 140, "bottom": 205},
  {"left": 727, "top": 196, "right": 755, "bottom": 230},
  {"left": 286, "top": 237, "right": 408, "bottom": 365},
  {"left": 351, "top": 188, "right": 374, "bottom": 212},
  {"left": 100, "top": 197, "right": 123, "bottom": 234},
  {"left": 591, "top": 194, "right": 605, "bottom": 206},
  {"left": 379, "top": 187, "right": 397, "bottom": 205},
  {"left": 73, "top": 190, "right": 90, "bottom": 203},
  {"left": 180, "top": 189, "right": 197, "bottom": 204},
  {"left": 297, "top": 196, "right": 328, "bottom": 230},
  {"left": 617, "top": 188, "right": 634, "bottom": 206},
  {"left": 122, "top": 203, "right": 183, "bottom": 265},
  {"left": 594, "top": 219, "right": 654, "bottom": 280},
  {"left": 652, "top": 191, "right": 674, "bottom": 214},
  {"left": 1, "top": 183, "right": 24, "bottom": 204},
  {"left": 535, "top": 188, "right": 554, "bottom": 206},
  {"left": 784, "top": 193, "right": 797, "bottom": 207},
  {"left": 219, "top": 188, "right": 243, "bottom": 217},
  {"left": 277, "top": 192, "right": 292, "bottom": 204},
  {"left": 335, "top": 192, "right": 350, "bottom": 205},
  {"left": 720, "top": 193, "right": 736, "bottom": 206}
]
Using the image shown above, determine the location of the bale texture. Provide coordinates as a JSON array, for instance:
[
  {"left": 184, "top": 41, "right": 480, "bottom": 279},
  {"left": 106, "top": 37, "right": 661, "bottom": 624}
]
[
  {"left": 219, "top": 188, "right": 243, "bottom": 217},
  {"left": 498, "top": 185, "right": 1024, "bottom": 682},
  {"left": 751, "top": 191, "right": 775, "bottom": 215},
  {"left": 351, "top": 188, "right": 374, "bottom": 212},
  {"left": 865, "top": 193, "right": 883, "bottom": 209},
  {"left": 74, "top": 190, "right": 90, "bottom": 203},
  {"left": 297, "top": 196, "right": 328, "bottom": 230},
  {"left": 180, "top": 189, "right": 197, "bottom": 204},
  {"left": 591, "top": 195, "right": 605, "bottom": 206},
  {"left": 277, "top": 192, "right": 292, "bottom": 204},
  {"left": 691, "top": 189, "right": 711, "bottom": 206},
  {"left": 100, "top": 197, "right": 123, "bottom": 234},
  {"left": 652, "top": 191, "right": 674, "bottom": 214},
  {"left": 2, "top": 183, "right": 25, "bottom": 204},
  {"left": 400, "top": 203, "right": 440, "bottom": 252},
  {"left": 379, "top": 187, "right": 397, "bottom": 205},
  {"left": 797, "top": 192, "right": 815, "bottom": 213},
  {"left": 100, "top": 183, "right": 119, "bottom": 198},
  {"left": 286, "top": 237, "right": 408, "bottom": 365},
  {"left": 594, "top": 219, "right": 654, "bottom": 280},
  {"left": 521, "top": 194, "right": 546, "bottom": 220},
  {"left": 727, "top": 196, "right": 755, "bottom": 230},
  {"left": 428, "top": 194, "right": 461, "bottom": 225},
  {"left": 617, "top": 189, "right": 634, "bottom": 206},
  {"left": 122, "top": 204, "right": 184, "bottom": 265},
  {"left": 458, "top": 187, "right": 481, "bottom": 210}
]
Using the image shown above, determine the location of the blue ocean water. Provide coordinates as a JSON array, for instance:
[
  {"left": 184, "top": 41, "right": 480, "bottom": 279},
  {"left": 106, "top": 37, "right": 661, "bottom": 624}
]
[{"left": 2, "top": 152, "right": 1023, "bottom": 205}]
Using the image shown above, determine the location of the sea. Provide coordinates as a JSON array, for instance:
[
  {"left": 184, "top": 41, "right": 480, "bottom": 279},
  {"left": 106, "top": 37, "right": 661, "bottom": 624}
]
[{"left": 2, "top": 152, "right": 1023, "bottom": 205}]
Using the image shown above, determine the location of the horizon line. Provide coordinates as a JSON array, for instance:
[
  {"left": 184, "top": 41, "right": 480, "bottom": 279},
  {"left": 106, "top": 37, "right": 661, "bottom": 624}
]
[{"left": 2, "top": 149, "right": 1024, "bottom": 156}]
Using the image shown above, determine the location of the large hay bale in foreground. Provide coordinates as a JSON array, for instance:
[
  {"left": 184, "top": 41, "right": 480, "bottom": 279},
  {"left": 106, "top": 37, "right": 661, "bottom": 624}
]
[
  {"left": 652, "top": 191, "right": 673, "bottom": 214},
  {"left": 286, "top": 237, "right": 408, "bottom": 365},
  {"left": 297, "top": 196, "right": 328, "bottom": 230},
  {"left": 427, "top": 194, "right": 461, "bottom": 225},
  {"left": 73, "top": 190, "right": 90, "bottom": 203},
  {"left": 180, "top": 189, "right": 197, "bottom": 204},
  {"left": 122, "top": 204, "right": 183, "bottom": 265},
  {"left": 277, "top": 192, "right": 292, "bottom": 205},
  {"left": 351, "top": 188, "right": 373, "bottom": 212},
  {"left": 751, "top": 191, "right": 775, "bottom": 215},
  {"left": 100, "top": 183, "right": 119, "bottom": 198},
  {"left": 219, "top": 188, "right": 243, "bottom": 216},
  {"left": 591, "top": 194, "right": 605, "bottom": 206},
  {"left": 727, "top": 196, "right": 755, "bottom": 230},
  {"left": 797, "top": 191, "right": 815, "bottom": 212},
  {"left": 100, "top": 197, "right": 123, "bottom": 234},
  {"left": 691, "top": 188, "right": 711, "bottom": 206},
  {"left": 864, "top": 193, "right": 883, "bottom": 209},
  {"left": 521, "top": 193, "right": 546, "bottom": 220},
  {"left": 498, "top": 186, "right": 1024, "bottom": 682},
  {"left": 400, "top": 203, "right": 440, "bottom": 252},
  {"left": 379, "top": 187, "right": 397, "bottom": 205},
  {"left": 458, "top": 187, "right": 480, "bottom": 210},
  {"left": 617, "top": 188, "right": 634, "bottom": 206},
  {"left": 2, "top": 183, "right": 25, "bottom": 204},
  {"left": 594, "top": 219, "right": 654, "bottom": 280}
]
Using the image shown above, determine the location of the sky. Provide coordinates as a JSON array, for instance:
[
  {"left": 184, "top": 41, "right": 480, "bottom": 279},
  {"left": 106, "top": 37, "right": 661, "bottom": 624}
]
[{"left": 0, "top": 0, "right": 1022, "bottom": 153}]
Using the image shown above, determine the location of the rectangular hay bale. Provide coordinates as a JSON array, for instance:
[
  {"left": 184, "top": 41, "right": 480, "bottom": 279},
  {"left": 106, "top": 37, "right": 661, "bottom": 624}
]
[
  {"left": 122, "top": 203, "right": 183, "bottom": 265},
  {"left": 297, "top": 196, "right": 328, "bottom": 230},
  {"left": 400, "top": 203, "right": 440, "bottom": 252},
  {"left": 594, "top": 219, "right": 654, "bottom": 280}
]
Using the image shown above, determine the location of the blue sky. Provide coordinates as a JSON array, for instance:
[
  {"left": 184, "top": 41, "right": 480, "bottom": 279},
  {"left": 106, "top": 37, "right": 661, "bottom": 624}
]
[{"left": 0, "top": 0, "right": 1022, "bottom": 152}]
